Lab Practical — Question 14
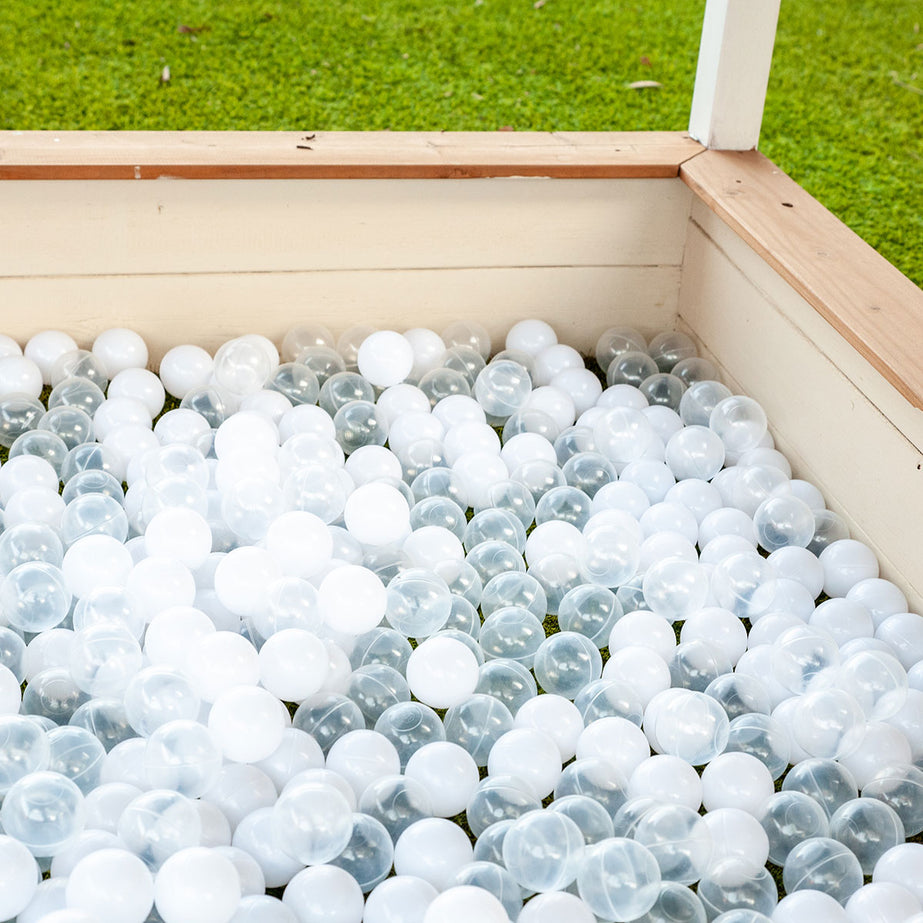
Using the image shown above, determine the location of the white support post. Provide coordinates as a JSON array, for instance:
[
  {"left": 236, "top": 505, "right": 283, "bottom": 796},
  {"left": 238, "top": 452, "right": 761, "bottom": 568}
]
[{"left": 688, "top": 0, "right": 781, "bottom": 151}]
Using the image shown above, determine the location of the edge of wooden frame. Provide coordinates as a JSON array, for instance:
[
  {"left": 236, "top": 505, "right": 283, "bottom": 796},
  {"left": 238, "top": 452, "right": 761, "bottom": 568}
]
[
  {"left": 681, "top": 148, "right": 923, "bottom": 411},
  {"left": 0, "top": 130, "right": 704, "bottom": 179}
]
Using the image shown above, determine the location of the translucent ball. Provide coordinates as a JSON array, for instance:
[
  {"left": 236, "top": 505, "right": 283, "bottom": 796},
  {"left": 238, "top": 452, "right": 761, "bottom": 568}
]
[
  {"left": 829, "top": 797, "right": 905, "bottom": 874},
  {"left": 758, "top": 790, "right": 830, "bottom": 867},
  {"left": 696, "top": 863, "right": 779, "bottom": 920},
  {"left": 607, "top": 351, "right": 659, "bottom": 388},
  {"left": 474, "top": 359, "right": 532, "bottom": 420},
  {"left": 554, "top": 756, "right": 630, "bottom": 820},
  {"left": 645, "top": 688, "right": 730, "bottom": 765},
  {"left": 577, "top": 837, "right": 662, "bottom": 920},
  {"left": 385, "top": 568, "right": 452, "bottom": 638},
  {"left": 374, "top": 701, "right": 445, "bottom": 769},
  {"left": 327, "top": 813, "right": 394, "bottom": 892},
  {"left": 502, "top": 809, "right": 586, "bottom": 892},
  {"left": 792, "top": 689, "right": 866, "bottom": 759},
  {"left": 46, "top": 725, "right": 106, "bottom": 794},
  {"left": 709, "top": 396, "right": 767, "bottom": 456},
  {"left": 465, "top": 774, "right": 541, "bottom": 837},
  {"left": 271, "top": 779, "right": 354, "bottom": 865},
  {"left": 143, "top": 718, "right": 222, "bottom": 796},
  {"left": 633, "top": 803, "right": 713, "bottom": 884},
  {"left": 724, "top": 713, "right": 790, "bottom": 780},
  {"left": 1, "top": 561, "right": 72, "bottom": 632},
  {"left": 0, "top": 715, "right": 50, "bottom": 794},
  {"left": 533, "top": 632, "right": 603, "bottom": 699},
  {"left": 358, "top": 775, "right": 434, "bottom": 843},
  {"left": 863, "top": 763, "right": 923, "bottom": 836},
  {"left": 783, "top": 836, "right": 864, "bottom": 905},
  {"left": 782, "top": 758, "right": 860, "bottom": 819},
  {"left": 1, "top": 770, "right": 85, "bottom": 856}
]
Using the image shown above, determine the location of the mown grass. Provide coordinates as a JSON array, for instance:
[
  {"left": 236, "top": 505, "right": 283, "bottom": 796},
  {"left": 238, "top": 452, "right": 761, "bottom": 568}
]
[{"left": 1, "top": 0, "right": 920, "bottom": 287}]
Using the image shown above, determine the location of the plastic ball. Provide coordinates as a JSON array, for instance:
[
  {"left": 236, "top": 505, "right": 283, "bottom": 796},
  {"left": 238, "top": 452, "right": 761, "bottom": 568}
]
[
  {"left": 633, "top": 802, "right": 713, "bottom": 884},
  {"left": 576, "top": 837, "right": 662, "bottom": 921},
  {"left": 1, "top": 770, "right": 86, "bottom": 856},
  {"left": 363, "top": 875, "right": 438, "bottom": 923},
  {"left": 271, "top": 778, "right": 354, "bottom": 865},
  {"left": 696, "top": 863, "right": 778, "bottom": 920},
  {"left": 404, "top": 741, "right": 479, "bottom": 817},
  {"left": 555, "top": 757, "right": 630, "bottom": 819},
  {"left": 502, "top": 808, "right": 586, "bottom": 892},
  {"left": 488, "top": 728, "right": 562, "bottom": 800},
  {"left": 628, "top": 755, "right": 703, "bottom": 811},
  {"left": 863, "top": 763, "right": 923, "bottom": 836},
  {"left": 465, "top": 774, "right": 541, "bottom": 837},
  {"left": 66, "top": 847, "right": 154, "bottom": 923},
  {"left": 699, "top": 751, "right": 774, "bottom": 817},
  {"left": 844, "top": 882, "right": 923, "bottom": 923},
  {"left": 0, "top": 833, "right": 41, "bottom": 919},
  {"left": 393, "top": 818, "right": 475, "bottom": 892},
  {"left": 645, "top": 688, "right": 730, "bottom": 766},
  {"left": 873, "top": 843, "right": 923, "bottom": 904},
  {"left": 783, "top": 836, "right": 864, "bottom": 905}
]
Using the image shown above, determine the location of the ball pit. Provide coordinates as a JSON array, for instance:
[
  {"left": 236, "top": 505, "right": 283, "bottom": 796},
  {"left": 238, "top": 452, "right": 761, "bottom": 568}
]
[{"left": 0, "top": 319, "right": 920, "bottom": 923}]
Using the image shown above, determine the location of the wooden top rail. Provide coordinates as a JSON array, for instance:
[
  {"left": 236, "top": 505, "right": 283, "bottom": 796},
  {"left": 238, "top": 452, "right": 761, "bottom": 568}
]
[
  {"left": 0, "top": 130, "right": 704, "bottom": 180},
  {"left": 682, "top": 149, "right": 923, "bottom": 411}
]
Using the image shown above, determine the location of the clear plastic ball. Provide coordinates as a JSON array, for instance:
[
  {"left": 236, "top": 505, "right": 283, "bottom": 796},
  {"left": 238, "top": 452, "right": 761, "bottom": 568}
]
[
  {"left": 327, "top": 812, "right": 394, "bottom": 893},
  {"left": 502, "top": 808, "right": 586, "bottom": 892},
  {"left": 576, "top": 837, "right": 662, "bottom": 921},
  {"left": 646, "top": 688, "right": 730, "bottom": 765},
  {"left": 696, "top": 863, "right": 779, "bottom": 920},
  {"left": 632, "top": 802, "right": 713, "bottom": 884},
  {"left": 1, "top": 561, "right": 72, "bottom": 632},
  {"left": 271, "top": 779, "right": 354, "bottom": 865},
  {"left": 556, "top": 757, "right": 631, "bottom": 819},
  {"left": 782, "top": 758, "right": 860, "bottom": 819},
  {"left": 863, "top": 763, "right": 923, "bottom": 836},
  {"left": 1, "top": 770, "right": 86, "bottom": 857},
  {"left": 479, "top": 606, "right": 545, "bottom": 667},
  {"left": 465, "top": 774, "right": 541, "bottom": 837},
  {"left": 829, "top": 797, "right": 905, "bottom": 874},
  {"left": 358, "top": 775, "right": 434, "bottom": 842},
  {"left": 533, "top": 631, "right": 603, "bottom": 699},
  {"left": 374, "top": 701, "right": 446, "bottom": 769},
  {"left": 709, "top": 395, "right": 767, "bottom": 456},
  {"left": 783, "top": 836, "right": 864, "bottom": 905},
  {"left": 607, "top": 350, "right": 659, "bottom": 388}
]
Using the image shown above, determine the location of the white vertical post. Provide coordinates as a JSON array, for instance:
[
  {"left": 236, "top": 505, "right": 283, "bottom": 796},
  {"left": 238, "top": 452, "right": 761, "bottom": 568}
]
[{"left": 689, "top": 0, "right": 781, "bottom": 151}]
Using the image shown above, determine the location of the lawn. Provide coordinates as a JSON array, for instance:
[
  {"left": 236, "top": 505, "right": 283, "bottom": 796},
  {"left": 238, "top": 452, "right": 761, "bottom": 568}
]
[{"left": 1, "top": 0, "right": 920, "bottom": 287}]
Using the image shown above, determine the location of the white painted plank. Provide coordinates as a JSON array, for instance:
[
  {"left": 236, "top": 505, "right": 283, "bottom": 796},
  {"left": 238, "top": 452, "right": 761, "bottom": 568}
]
[
  {"left": 688, "top": 0, "right": 781, "bottom": 150},
  {"left": 0, "top": 178, "right": 692, "bottom": 277},
  {"left": 678, "top": 209, "right": 923, "bottom": 611},
  {"left": 0, "top": 265, "right": 681, "bottom": 363}
]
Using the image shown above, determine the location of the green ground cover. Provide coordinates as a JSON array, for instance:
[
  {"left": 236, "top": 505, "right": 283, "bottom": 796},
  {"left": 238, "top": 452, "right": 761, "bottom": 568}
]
[{"left": 1, "top": 0, "right": 920, "bottom": 286}]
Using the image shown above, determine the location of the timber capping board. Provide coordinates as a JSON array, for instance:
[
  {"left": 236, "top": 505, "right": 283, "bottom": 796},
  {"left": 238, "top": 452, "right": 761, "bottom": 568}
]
[
  {"left": 681, "top": 149, "right": 923, "bottom": 412},
  {"left": 0, "top": 130, "right": 704, "bottom": 179}
]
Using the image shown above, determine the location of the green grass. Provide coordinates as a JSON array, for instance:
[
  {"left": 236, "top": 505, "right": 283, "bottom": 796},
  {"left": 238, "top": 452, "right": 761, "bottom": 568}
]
[{"left": 1, "top": 0, "right": 920, "bottom": 287}]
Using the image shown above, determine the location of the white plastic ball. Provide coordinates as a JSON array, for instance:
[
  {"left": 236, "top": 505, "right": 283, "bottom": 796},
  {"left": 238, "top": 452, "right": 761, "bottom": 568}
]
[
  {"left": 24, "top": 330, "right": 79, "bottom": 385},
  {"left": 393, "top": 818, "right": 475, "bottom": 892},
  {"left": 92, "top": 328, "right": 149, "bottom": 377},
  {"left": 0, "top": 834, "right": 40, "bottom": 920},
  {"left": 343, "top": 482, "right": 411, "bottom": 546},
  {"left": 404, "top": 741, "right": 479, "bottom": 817},
  {"left": 159, "top": 344, "right": 215, "bottom": 400},
  {"left": 357, "top": 331, "right": 415, "bottom": 388},
  {"left": 65, "top": 848, "right": 154, "bottom": 923},
  {"left": 318, "top": 564, "right": 387, "bottom": 635},
  {"left": 422, "top": 885, "right": 510, "bottom": 923},
  {"left": 0, "top": 355, "right": 43, "bottom": 399},
  {"left": 405, "top": 636, "right": 479, "bottom": 709}
]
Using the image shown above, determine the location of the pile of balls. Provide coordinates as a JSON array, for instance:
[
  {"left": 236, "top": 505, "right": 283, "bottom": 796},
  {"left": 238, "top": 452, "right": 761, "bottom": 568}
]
[{"left": 0, "top": 319, "right": 921, "bottom": 923}]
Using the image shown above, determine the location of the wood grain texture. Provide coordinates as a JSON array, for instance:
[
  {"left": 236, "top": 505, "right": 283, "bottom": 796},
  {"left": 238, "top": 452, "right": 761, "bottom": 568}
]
[
  {"left": 0, "top": 131, "right": 704, "bottom": 180},
  {"left": 0, "top": 178, "right": 693, "bottom": 277},
  {"left": 681, "top": 149, "right": 923, "bottom": 409}
]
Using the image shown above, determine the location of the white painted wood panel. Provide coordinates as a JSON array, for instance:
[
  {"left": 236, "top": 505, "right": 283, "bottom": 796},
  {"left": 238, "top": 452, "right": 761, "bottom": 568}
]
[
  {"left": 0, "top": 178, "right": 692, "bottom": 277},
  {"left": 678, "top": 208, "right": 923, "bottom": 611},
  {"left": 0, "top": 265, "right": 680, "bottom": 361},
  {"left": 688, "top": 0, "right": 781, "bottom": 150}
]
